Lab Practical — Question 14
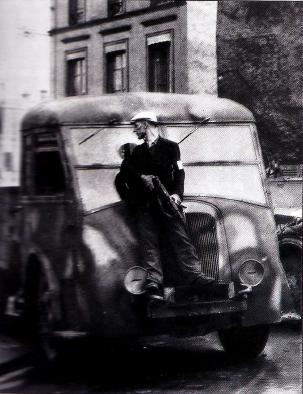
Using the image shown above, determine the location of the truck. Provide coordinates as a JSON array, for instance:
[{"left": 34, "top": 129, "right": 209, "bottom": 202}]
[{"left": 5, "top": 93, "right": 291, "bottom": 362}]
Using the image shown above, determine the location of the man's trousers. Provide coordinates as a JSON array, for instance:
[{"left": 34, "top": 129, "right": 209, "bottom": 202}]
[{"left": 135, "top": 200, "right": 203, "bottom": 286}]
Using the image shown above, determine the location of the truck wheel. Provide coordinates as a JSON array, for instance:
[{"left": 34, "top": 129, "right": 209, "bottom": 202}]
[
  {"left": 36, "top": 274, "right": 62, "bottom": 365},
  {"left": 24, "top": 268, "right": 61, "bottom": 365},
  {"left": 218, "top": 324, "right": 269, "bottom": 359}
]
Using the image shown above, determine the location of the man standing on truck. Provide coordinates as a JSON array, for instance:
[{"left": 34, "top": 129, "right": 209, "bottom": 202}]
[{"left": 117, "top": 111, "right": 214, "bottom": 302}]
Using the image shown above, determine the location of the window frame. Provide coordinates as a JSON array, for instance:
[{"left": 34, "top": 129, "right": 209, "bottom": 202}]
[
  {"left": 146, "top": 30, "right": 174, "bottom": 93},
  {"left": 65, "top": 48, "right": 88, "bottom": 97},
  {"left": 104, "top": 39, "right": 129, "bottom": 93}
]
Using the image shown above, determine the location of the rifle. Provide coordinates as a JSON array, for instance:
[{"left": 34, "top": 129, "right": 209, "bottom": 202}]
[{"left": 152, "top": 176, "right": 185, "bottom": 222}]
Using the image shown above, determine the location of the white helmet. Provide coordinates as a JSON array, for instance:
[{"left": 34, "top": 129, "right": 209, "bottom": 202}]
[{"left": 130, "top": 111, "right": 158, "bottom": 124}]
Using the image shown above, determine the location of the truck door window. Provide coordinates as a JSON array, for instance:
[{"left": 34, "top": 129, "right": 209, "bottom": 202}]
[
  {"left": 34, "top": 151, "right": 66, "bottom": 195},
  {"left": 30, "top": 132, "right": 66, "bottom": 195}
]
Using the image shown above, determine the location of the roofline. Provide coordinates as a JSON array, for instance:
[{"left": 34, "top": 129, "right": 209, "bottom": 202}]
[{"left": 49, "top": 1, "right": 186, "bottom": 36}]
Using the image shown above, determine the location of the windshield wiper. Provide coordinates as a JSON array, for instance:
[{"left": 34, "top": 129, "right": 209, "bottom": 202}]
[
  {"left": 78, "top": 118, "right": 119, "bottom": 145},
  {"left": 78, "top": 117, "right": 209, "bottom": 146},
  {"left": 177, "top": 118, "right": 210, "bottom": 145}
]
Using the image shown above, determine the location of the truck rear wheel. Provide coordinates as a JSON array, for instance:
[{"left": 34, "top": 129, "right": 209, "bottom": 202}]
[
  {"left": 279, "top": 239, "right": 302, "bottom": 315},
  {"left": 36, "top": 273, "right": 62, "bottom": 365},
  {"left": 24, "top": 261, "right": 62, "bottom": 366},
  {"left": 218, "top": 324, "right": 269, "bottom": 359}
]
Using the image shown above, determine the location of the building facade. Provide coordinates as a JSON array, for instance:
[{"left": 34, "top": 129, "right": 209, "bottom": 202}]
[{"left": 50, "top": 0, "right": 218, "bottom": 98}]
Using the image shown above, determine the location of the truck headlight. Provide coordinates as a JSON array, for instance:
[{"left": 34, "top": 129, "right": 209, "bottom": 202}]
[
  {"left": 124, "top": 266, "right": 147, "bottom": 295},
  {"left": 238, "top": 259, "right": 265, "bottom": 287}
]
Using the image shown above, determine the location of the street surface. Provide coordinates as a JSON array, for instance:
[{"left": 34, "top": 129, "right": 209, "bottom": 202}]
[{"left": 0, "top": 323, "right": 300, "bottom": 393}]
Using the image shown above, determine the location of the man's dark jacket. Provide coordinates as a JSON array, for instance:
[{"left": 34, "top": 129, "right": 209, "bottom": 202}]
[{"left": 116, "top": 137, "right": 185, "bottom": 204}]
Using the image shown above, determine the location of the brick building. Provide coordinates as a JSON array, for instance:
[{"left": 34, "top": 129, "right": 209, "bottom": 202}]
[{"left": 50, "top": 0, "right": 218, "bottom": 97}]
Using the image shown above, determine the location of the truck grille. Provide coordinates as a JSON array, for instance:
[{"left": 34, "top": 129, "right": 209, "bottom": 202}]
[{"left": 186, "top": 213, "right": 219, "bottom": 280}]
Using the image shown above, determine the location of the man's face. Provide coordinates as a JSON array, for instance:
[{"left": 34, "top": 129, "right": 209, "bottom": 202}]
[{"left": 133, "top": 121, "right": 147, "bottom": 140}]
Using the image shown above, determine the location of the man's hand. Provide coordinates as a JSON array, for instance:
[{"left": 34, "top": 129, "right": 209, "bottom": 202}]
[
  {"left": 170, "top": 194, "right": 181, "bottom": 205},
  {"left": 141, "top": 175, "right": 155, "bottom": 191}
]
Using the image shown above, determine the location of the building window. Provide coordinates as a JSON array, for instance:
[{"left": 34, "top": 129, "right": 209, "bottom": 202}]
[
  {"left": 69, "top": 0, "right": 86, "bottom": 25},
  {"left": 148, "top": 42, "right": 170, "bottom": 92},
  {"left": 104, "top": 41, "right": 128, "bottom": 93},
  {"left": 147, "top": 32, "right": 173, "bottom": 92},
  {"left": 106, "top": 52, "right": 127, "bottom": 92},
  {"left": 108, "top": 0, "right": 125, "bottom": 17},
  {"left": 66, "top": 49, "right": 87, "bottom": 96}
]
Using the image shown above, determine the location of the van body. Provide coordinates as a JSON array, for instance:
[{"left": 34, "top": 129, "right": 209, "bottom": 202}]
[{"left": 8, "top": 93, "right": 290, "bottom": 360}]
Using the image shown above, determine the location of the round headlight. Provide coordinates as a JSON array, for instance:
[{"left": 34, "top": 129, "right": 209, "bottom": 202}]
[
  {"left": 238, "top": 259, "right": 265, "bottom": 287},
  {"left": 124, "top": 266, "right": 147, "bottom": 295}
]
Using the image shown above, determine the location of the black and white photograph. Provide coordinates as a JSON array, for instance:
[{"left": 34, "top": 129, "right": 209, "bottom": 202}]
[{"left": 0, "top": 1, "right": 302, "bottom": 393}]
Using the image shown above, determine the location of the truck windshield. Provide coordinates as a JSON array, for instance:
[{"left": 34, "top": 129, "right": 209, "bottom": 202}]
[{"left": 69, "top": 124, "right": 266, "bottom": 211}]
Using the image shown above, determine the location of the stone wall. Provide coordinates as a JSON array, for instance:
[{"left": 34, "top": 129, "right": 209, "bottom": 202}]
[{"left": 217, "top": 1, "right": 303, "bottom": 164}]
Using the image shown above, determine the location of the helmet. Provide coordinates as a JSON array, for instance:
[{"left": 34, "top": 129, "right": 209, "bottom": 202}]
[{"left": 130, "top": 111, "right": 158, "bottom": 124}]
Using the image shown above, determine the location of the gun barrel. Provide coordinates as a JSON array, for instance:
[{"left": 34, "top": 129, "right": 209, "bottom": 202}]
[{"left": 152, "top": 177, "right": 185, "bottom": 222}]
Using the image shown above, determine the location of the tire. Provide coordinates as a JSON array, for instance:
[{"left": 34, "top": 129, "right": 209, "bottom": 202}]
[
  {"left": 24, "top": 264, "right": 62, "bottom": 366},
  {"left": 279, "top": 238, "right": 302, "bottom": 315},
  {"left": 218, "top": 324, "right": 270, "bottom": 359},
  {"left": 36, "top": 273, "right": 62, "bottom": 365}
]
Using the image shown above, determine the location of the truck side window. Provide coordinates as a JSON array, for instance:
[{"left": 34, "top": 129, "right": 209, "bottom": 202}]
[
  {"left": 25, "top": 132, "right": 66, "bottom": 196},
  {"left": 34, "top": 150, "right": 66, "bottom": 195}
]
